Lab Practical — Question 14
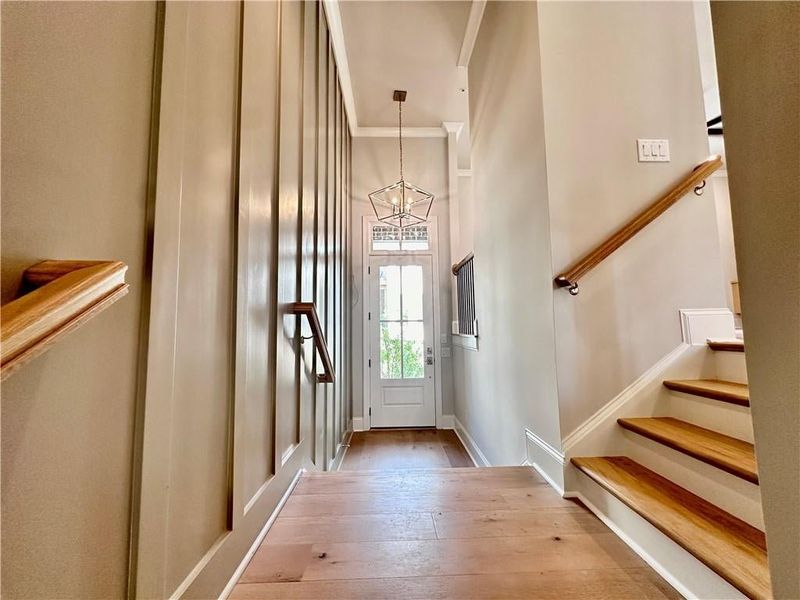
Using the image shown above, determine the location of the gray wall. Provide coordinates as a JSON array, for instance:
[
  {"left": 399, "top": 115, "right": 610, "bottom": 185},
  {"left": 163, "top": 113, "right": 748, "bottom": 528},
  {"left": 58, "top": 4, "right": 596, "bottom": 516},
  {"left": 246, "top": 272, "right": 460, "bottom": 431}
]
[
  {"left": 1, "top": 3, "right": 157, "bottom": 597},
  {"left": 1, "top": 2, "right": 353, "bottom": 598},
  {"left": 712, "top": 2, "right": 800, "bottom": 596},
  {"left": 454, "top": 1, "right": 728, "bottom": 464},
  {"left": 350, "top": 136, "right": 454, "bottom": 420},
  {"left": 457, "top": 0, "right": 562, "bottom": 465},
  {"left": 538, "top": 1, "right": 726, "bottom": 436}
]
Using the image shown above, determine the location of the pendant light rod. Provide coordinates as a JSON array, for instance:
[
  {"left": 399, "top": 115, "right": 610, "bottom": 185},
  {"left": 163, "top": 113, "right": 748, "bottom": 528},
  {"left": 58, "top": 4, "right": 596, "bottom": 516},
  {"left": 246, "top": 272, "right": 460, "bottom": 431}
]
[
  {"left": 394, "top": 90, "right": 407, "bottom": 182},
  {"left": 368, "top": 90, "right": 433, "bottom": 230}
]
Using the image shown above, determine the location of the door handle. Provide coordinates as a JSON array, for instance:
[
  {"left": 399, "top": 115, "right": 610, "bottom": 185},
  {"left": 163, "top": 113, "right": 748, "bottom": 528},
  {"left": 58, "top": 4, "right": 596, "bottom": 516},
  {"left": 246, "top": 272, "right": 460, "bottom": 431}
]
[{"left": 426, "top": 356, "right": 434, "bottom": 365}]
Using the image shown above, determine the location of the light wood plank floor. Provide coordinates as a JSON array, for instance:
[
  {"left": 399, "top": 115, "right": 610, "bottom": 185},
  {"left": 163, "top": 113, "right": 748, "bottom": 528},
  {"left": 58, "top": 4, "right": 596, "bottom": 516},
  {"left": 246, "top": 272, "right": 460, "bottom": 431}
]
[
  {"left": 341, "top": 429, "right": 474, "bottom": 470},
  {"left": 231, "top": 465, "right": 681, "bottom": 599}
]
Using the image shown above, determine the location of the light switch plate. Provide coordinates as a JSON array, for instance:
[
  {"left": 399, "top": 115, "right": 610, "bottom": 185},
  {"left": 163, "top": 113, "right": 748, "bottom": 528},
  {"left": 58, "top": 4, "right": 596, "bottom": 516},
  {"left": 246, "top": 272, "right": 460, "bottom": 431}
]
[{"left": 637, "top": 139, "right": 670, "bottom": 162}]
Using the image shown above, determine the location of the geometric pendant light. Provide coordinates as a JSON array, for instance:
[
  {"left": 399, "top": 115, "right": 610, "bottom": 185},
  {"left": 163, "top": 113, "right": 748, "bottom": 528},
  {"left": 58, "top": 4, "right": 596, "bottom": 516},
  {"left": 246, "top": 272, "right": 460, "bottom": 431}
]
[{"left": 368, "top": 90, "right": 435, "bottom": 229}]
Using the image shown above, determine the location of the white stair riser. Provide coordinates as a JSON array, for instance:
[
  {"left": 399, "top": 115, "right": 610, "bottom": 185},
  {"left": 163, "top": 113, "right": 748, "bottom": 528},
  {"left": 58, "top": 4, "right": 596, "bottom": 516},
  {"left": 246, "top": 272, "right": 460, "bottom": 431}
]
[
  {"left": 714, "top": 350, "right": 748, "bottom": 384},
  {"left": 621, "top": 431, "right": 764, "bottom": 530},
  {"left": 662, "top": 390, "right": 754, "bottom": 443}
]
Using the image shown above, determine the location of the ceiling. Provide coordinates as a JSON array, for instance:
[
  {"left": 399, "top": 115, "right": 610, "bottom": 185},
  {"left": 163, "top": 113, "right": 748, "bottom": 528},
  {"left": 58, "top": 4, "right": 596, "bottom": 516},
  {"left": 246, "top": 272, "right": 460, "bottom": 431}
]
[{"left": 339, "top": 1, "right": 472, "bottom": 129}]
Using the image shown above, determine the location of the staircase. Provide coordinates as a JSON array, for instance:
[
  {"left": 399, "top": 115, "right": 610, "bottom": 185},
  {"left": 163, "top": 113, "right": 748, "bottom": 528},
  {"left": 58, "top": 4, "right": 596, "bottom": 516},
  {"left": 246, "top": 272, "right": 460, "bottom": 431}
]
[{"left": 571, "top": 338, "right": 771, "bottom": 599}]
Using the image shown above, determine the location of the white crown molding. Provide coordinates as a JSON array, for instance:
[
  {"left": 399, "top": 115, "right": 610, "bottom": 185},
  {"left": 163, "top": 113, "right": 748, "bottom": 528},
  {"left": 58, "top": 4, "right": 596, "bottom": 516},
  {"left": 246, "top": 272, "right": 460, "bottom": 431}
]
[
  {"left": 457, "top": 0, "right": 487, "bottom": 68},
  {"left": 354, "top": 126, "right": 447, "bottom": 138},
  {"left": 322, "top": 0, "right": 358, "bottom": 134}
]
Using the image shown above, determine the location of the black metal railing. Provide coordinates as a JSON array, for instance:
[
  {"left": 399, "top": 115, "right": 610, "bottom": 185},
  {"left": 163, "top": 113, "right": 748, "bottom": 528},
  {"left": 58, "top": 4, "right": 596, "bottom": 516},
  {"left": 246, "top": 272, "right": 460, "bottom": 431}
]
[{"left": 454, "top": 254, "right": 476, "bottom": 336}]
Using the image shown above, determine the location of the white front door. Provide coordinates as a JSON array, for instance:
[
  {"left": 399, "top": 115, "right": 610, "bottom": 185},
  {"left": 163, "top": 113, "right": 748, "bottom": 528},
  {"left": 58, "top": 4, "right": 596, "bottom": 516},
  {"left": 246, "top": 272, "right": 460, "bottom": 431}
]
[{"left": 369, "top": 255, "right": 435, "bottom": 428}]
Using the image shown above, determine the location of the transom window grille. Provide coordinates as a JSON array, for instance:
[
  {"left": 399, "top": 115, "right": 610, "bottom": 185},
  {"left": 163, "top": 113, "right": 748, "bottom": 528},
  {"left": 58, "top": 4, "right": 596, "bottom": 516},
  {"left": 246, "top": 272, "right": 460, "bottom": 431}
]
[{"left": 372, "top": 224, "right": 429, "bottom": 252}]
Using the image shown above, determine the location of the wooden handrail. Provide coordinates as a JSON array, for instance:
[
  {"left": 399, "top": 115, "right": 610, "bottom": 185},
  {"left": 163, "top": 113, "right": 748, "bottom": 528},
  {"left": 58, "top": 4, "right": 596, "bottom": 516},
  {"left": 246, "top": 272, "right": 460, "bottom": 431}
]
[
  {"left": 451, "top": 252, "right": 474, "bottom": 276},
  {"left": 1, "top": 260, "right": 129, "bottom": 380},
  {"left": 290, "top": 302, "right": 335, "bottom": 383},
  {"left": 554, "top": 155, "right": 723, "bottom": 294}
]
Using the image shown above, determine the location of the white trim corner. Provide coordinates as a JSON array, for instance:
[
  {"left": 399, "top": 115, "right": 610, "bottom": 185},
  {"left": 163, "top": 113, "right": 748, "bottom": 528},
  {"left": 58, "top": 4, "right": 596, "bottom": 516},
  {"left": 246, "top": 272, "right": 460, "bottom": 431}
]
[{"left": 524, "top": 428, "right": 566, "bottom": 495}]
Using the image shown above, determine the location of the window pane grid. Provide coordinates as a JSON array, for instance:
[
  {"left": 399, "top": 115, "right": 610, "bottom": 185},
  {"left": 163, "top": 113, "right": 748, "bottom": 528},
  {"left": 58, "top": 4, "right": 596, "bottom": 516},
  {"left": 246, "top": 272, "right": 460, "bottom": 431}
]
[
  {"left": 378, "top": 264, "right": 424, "bottom": 379},
  {"left": 371, "top": 224, "right": 429, "bottom": 252}
]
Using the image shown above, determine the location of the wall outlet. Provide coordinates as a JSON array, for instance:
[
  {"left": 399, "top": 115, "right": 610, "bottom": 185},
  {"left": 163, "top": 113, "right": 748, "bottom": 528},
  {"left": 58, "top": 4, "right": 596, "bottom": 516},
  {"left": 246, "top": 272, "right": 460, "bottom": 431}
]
[{"left": 637, "top": 139, "right": 670, "bottom": 162}]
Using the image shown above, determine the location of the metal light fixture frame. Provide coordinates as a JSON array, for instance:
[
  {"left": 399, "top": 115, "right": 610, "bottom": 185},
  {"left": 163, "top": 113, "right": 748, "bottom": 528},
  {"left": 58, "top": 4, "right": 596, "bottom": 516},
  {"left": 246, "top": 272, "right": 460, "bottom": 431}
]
[{"left": 368, "top": 90, "right": 435, "bottom": 229}]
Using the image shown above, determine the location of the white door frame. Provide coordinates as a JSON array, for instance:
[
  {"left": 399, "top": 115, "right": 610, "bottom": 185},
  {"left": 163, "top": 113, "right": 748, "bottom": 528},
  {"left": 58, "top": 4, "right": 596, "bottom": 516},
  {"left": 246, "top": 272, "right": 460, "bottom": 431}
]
[{"left": 361, "top": 215, "right": 444, "bottom": 430}]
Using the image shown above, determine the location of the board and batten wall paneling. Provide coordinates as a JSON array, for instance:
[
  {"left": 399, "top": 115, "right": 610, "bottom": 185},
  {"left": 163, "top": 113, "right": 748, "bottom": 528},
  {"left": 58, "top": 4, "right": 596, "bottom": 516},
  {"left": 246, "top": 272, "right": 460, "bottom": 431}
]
[
  {"left": 299, "top": 0, "right": 321, "bottom": 466},
  {"left": 235, "top": 0, "right": 280, "bottom": 516},
  {"left": 274, "top": 0, "right": 304, "bottom": 471},
  {"left": 135, "top": 2, "right": 242, "bottom": 596},
  {"left": 134, "top": 1, "right": 352, "bottom": 598},
  {"left": 0, "top": 2, "right": 157, "bottom": 597},
  {"left": 314, "top": 7, "right": 330, "bottom": 469}
]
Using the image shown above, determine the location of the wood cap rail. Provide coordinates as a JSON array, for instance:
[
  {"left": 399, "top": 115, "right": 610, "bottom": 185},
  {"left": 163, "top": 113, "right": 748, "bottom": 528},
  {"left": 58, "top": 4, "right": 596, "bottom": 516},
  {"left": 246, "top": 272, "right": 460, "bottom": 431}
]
[
  {"left": 554, "top": 155, "right": 723, "bottom": 294},
  {"left": 451, "top": 252, "right": 474, "bottom": 276},
  {"left": 1, "top": 260, "right": 129, "bottom": 381},
  {"left": 289, "top": 302, "right": 335, "bottom": 383}
]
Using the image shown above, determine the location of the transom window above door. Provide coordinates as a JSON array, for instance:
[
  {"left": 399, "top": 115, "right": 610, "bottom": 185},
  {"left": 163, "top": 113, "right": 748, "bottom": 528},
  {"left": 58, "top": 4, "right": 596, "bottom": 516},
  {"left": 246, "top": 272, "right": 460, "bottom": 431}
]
[{"left": 371, "top": 224, "right": 429, "bottom": 252}]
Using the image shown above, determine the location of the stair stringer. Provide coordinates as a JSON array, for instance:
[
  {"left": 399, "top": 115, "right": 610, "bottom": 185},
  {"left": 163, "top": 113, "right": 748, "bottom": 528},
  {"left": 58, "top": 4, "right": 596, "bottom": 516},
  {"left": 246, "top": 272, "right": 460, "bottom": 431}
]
[{"left": 562, "top": 342, "right": 709, "bottom": 461}]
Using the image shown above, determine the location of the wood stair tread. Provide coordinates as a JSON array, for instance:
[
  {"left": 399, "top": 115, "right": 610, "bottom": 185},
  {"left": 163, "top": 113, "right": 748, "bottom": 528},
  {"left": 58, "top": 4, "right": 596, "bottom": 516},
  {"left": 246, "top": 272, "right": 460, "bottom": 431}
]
[
  {"left": 663, "top": 379, "right": 749, "bottom": 406},
  {"left": 617, "top": 417, "right": 758, "bottom": 484},
  {"left": 707, "top": 339, "right": 745, "bottom": 352},
  {"left": 571, "top": 456, "right": 770, "bottom": 599}
]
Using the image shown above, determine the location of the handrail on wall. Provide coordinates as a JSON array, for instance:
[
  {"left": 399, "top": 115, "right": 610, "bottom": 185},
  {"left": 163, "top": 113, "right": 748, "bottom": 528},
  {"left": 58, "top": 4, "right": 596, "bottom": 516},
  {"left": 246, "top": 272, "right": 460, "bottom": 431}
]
[
  {"left": 1, "top": 260, "right": 129, "bottom": 381},
  {"left": 289, "top": 301, "right": 335, "bottom": 383},
  {"left": 554, "top": 155, "right": 723, "bottom": 295}
]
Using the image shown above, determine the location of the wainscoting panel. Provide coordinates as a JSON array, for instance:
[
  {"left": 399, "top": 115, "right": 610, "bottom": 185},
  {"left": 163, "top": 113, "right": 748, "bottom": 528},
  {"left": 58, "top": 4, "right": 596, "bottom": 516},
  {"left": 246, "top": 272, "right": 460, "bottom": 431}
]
[{"left": 134, "top": 2, "right": 352, "bottom": 598}]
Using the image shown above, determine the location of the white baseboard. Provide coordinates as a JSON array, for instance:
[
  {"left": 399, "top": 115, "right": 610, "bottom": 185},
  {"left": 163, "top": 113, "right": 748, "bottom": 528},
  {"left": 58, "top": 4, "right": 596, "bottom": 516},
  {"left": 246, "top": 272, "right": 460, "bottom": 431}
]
[
  {"left": 352, "top": 417, "right": 365, "bottom": 432},
  {"left": 330, "top": 430, "right": 353, "bottom": 472},
  {"left": 568, "top": 471, "right": 745, "bottom": 600},
  {"left": 524, "top": 428, "right": 565, "bottom": 495},
  {"left": 439, "top": 414, "right": 455, "bottom": 429},
  {"left": 218, "top": 469, "right": 304, "bottom": 600},
  {"left": 679, "top": 308, "right": 735, "bottom": 345},
  {"left": 453, "top": 417, "right": 490, "bottom": 467}
]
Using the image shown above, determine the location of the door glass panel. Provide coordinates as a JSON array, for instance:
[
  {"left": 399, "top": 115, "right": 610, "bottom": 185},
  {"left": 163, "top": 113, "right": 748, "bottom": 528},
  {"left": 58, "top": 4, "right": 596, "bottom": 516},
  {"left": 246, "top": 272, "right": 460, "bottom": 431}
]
[
  {"left": 380, "top": 322, "right": 403, "bottom": 379},
  {"left": 401, "top": 265, "right": 423, "bottom": 320},
  {"left": 401, "top": 321, "right": 425, "bottom": 379},
  {"left": 379, "top": 266, "right": 401, "bottom": 320},
  {"left": 377, "top": 262, "right": 427, "bottom": 380}
]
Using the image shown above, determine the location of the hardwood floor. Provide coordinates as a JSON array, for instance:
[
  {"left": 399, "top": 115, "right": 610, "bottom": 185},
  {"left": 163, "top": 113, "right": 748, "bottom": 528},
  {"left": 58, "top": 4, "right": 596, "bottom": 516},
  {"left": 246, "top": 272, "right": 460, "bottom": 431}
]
[
  {"left": 340, "top": 429, "right": 474, "bottom": 470},
  {"left": 230, "top": 464, "right": 680, "bottom": 599}
]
